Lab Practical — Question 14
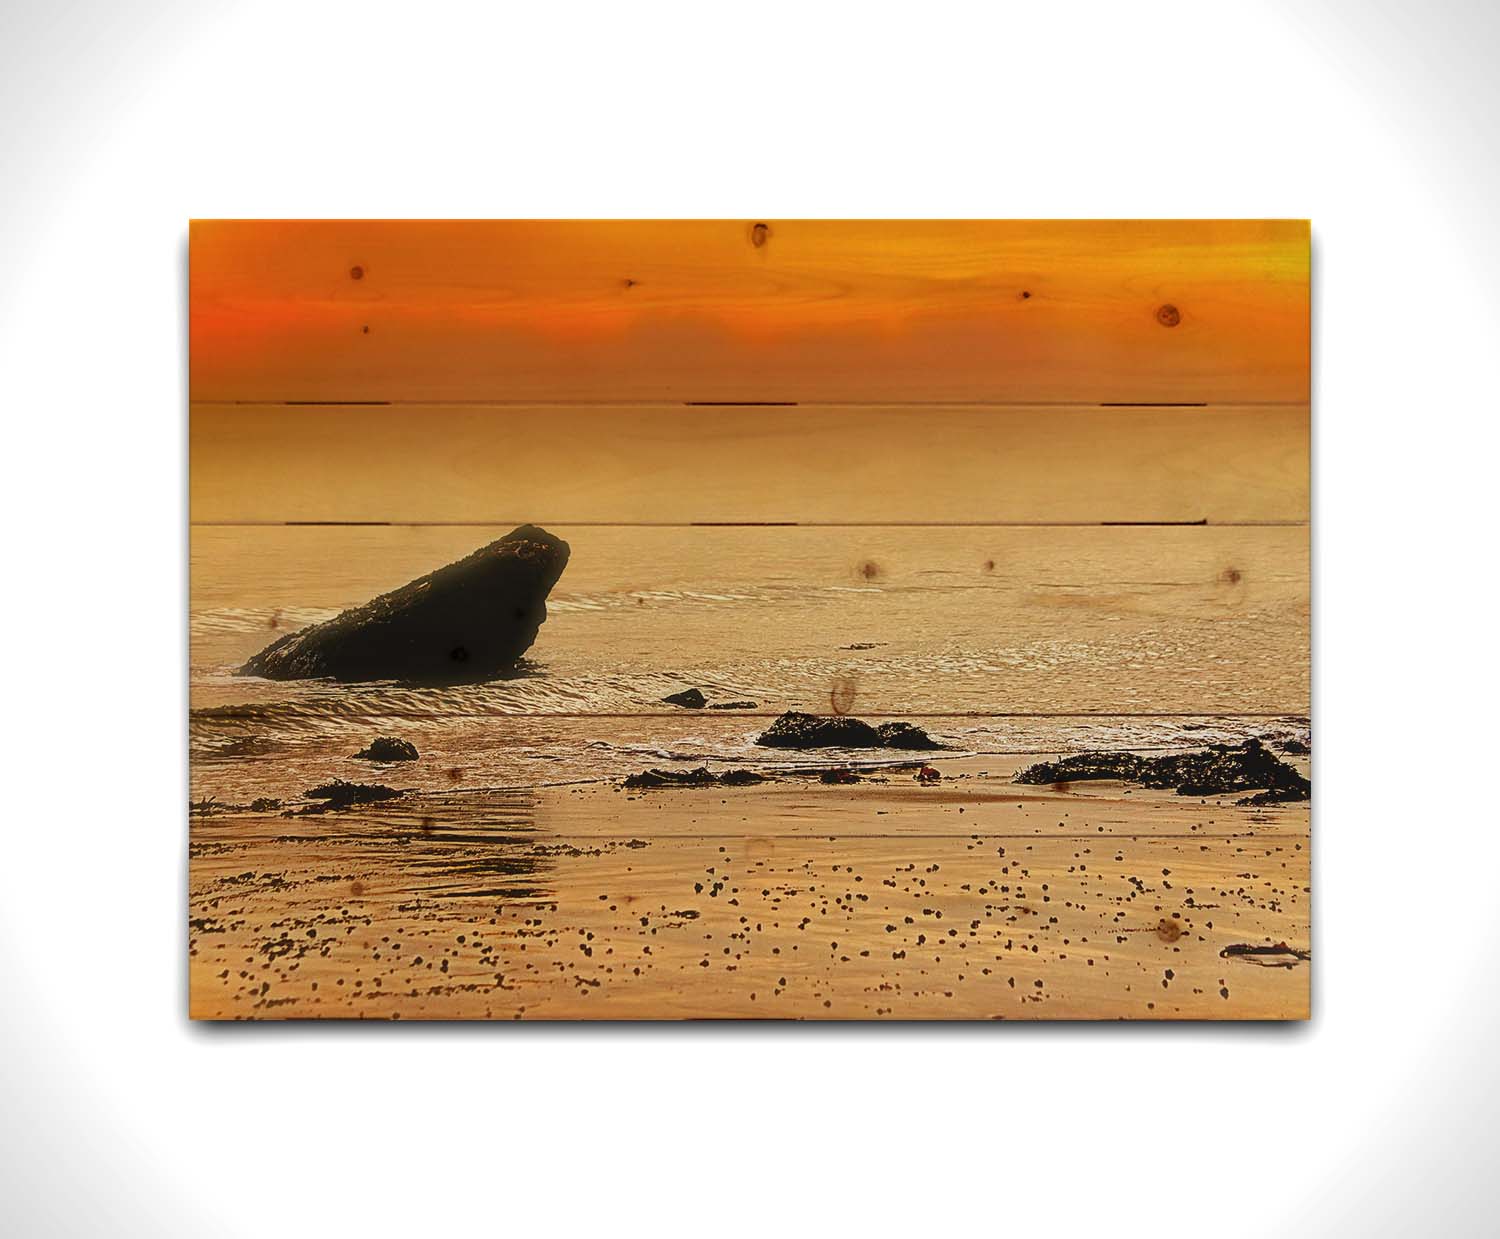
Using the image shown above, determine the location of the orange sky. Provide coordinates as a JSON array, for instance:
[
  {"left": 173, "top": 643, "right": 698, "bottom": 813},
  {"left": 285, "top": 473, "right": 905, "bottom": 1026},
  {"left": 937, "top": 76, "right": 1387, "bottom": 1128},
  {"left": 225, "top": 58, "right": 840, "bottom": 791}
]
[{"left": 189, "top": 220, "right": 1309, "bottom": 405}]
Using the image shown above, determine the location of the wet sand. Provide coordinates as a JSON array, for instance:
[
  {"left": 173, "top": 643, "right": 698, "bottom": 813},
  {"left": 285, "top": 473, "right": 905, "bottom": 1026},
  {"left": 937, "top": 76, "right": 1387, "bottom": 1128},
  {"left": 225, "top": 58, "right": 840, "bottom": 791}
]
[{"left": 189, "top": 756, "right": 1310, "bottom": 1020}]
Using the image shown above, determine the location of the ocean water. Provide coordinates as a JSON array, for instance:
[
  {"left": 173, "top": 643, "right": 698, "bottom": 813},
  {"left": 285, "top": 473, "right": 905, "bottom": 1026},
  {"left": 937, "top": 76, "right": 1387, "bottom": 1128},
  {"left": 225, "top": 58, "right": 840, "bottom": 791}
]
[{"left": 189, "top": 524, "right": 1308, "bottom": 803}]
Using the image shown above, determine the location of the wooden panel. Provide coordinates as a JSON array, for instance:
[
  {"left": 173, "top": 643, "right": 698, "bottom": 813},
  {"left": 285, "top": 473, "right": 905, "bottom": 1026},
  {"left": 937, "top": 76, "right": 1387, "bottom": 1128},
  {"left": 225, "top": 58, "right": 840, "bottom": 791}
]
[
  {"left": 190, "top": 402, "right": 1308, "bottom": 525},
  {"left": 188, "top": 220, "right": 1312, "bottom": 1023},
  {"left": 189, "top": 219, "right": 1309, "bottom": 404},
  {"left": 190, "top": 524, "right": 1309, "bottom": 717}
]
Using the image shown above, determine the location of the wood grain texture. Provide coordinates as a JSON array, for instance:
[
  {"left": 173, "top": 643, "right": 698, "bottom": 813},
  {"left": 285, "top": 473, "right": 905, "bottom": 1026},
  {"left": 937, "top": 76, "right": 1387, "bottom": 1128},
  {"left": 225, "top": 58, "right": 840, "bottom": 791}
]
[
  {"left": 190, "top": 402, "right": 1308, "bottom": 525},
  {"left": 190, "top": 219, "right": 1309, "bottom": 404},
  {"left": 187, "top": 221, "right": 1313, "bottom": 1021},
  {"left": 191, "top": 524, "right": 1309, "bottom": 716}
]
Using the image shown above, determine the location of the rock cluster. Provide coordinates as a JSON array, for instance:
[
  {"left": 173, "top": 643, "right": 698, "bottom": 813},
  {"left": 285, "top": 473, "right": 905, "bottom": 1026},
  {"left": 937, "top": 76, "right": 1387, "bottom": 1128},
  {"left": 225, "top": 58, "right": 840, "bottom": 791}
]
[
  {"left": 754, "top": 711, "right": 943, "bottom": 750},
  {"left": 1014, "top": 738, "right": 1310, "bottom": 804}
]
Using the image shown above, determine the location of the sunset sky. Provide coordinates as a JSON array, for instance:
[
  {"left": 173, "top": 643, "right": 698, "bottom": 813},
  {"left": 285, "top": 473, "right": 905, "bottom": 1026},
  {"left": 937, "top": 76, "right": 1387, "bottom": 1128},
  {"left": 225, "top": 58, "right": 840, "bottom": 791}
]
[
  {"left": 189, "top": 220, "right": 1309, "bottom": 525},
  {"left": 189, "top": 219, "right": 1310, "bottom": 405}
]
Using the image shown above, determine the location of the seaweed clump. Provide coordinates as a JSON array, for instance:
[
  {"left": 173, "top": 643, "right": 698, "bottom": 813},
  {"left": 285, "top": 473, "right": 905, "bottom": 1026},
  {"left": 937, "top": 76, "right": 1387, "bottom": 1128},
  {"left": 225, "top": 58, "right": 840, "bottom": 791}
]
[
  {"left": 622, "top": 767, "right": 768, "bottom": 790},
  {"left": 296, "top": 780, "right": 404, "bottom": 813}
]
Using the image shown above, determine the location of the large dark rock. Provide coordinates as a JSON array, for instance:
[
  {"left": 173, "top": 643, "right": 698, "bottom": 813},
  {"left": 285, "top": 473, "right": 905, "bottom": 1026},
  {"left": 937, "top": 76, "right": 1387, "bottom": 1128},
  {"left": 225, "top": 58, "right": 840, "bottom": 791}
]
[
  {"left": 754, "top": 711, "right": 943, "bottom": 751},
  {"left": 239, "top": 525, "right": 570, "bottom": 683},
  {"left": 1014, "top": 738, "right": 1310, "bottom": 805}
]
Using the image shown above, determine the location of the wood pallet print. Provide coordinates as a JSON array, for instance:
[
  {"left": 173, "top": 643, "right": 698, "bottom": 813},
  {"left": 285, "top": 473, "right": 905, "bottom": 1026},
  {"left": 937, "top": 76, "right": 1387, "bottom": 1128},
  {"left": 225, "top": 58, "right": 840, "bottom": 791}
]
[{"left": 189, "top": 220, "right": 1311, "bottom": 1020}]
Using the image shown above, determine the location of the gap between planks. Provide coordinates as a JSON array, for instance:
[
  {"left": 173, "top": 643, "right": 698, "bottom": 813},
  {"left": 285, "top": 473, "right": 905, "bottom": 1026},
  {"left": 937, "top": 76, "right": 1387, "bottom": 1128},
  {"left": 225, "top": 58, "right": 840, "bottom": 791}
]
[
  {"left": 200, "top": 399, "right": 1306, "bottom": 409},
  {"left": 192, "top": 520, "right": 1309, "bottom": 528},
  {"left": 188, "top": 711, "right": 1307, "bottom": 721}
]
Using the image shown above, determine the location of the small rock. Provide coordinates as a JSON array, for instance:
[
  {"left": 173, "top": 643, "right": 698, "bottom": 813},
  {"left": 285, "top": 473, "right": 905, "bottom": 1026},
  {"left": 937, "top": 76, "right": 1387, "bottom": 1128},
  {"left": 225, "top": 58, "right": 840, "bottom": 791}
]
[
  {"left": 352, "top": 736, "right": 419, "bottom": 761},
  {"left": 756, "top": 712, "right": 883, "bottom": 748},
  {"left": 719, "top": 769, "right": 768, "bottom": 786},
  {"left": 875, "top": 721, "right": 942, "bottom": 750},
  {"left": 755, "top": 711, "right": 943, "bottom": 751}
]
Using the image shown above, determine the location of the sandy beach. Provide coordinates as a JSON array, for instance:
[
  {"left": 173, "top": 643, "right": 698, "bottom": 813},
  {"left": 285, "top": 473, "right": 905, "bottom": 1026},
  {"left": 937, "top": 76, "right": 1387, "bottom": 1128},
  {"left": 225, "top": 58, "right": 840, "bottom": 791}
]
[{"left": 189, "top": 753, "right": 1309, "bottom": 1020}]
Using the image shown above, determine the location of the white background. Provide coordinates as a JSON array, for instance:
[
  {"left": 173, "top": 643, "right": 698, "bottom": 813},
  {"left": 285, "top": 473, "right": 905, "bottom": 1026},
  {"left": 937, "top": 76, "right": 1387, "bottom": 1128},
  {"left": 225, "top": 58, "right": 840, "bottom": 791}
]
[{"left": 2, "top": 1, "right": 1497, "bottom": 1234}]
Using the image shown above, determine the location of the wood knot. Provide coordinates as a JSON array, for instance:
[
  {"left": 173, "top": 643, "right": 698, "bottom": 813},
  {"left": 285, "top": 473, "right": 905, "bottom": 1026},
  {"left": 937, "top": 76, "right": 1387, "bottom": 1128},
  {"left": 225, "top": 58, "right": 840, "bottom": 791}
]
[
  {"left": 1156, "top": 303, "right": 1181, "bottom": 327},
  {"left": 1221, "top": 567, "right": 1243, "bottom": 585},
  {"left": 749, "top": 222, "right": 771, "bottom": 248},
  {"left": 830, "top": 675, "right": 858, "bottom": 716},
  {"left": 1018, "top": 290, "right": 1031, "bottom": 300},
  {"left": 350, "top": 265, "right": 365, "bottom": 281},
  {"left": 857, "top": 558, "right": 881, "bottom": 581}
]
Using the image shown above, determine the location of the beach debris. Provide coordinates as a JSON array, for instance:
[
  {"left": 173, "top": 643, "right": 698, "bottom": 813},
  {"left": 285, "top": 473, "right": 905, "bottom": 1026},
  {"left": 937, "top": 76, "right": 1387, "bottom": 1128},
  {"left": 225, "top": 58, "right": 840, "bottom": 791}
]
[
  {"left": 298, "top": 780, "right": 403, "bottom": 812},
  {"left": 755, "top": 711, "right": 943, "bottom": 751},
  {"left": 821, "top": 767, "right": 861, "bottom": 784},
  {"left": 352, "top": 736, "right": 419, "bottom": 762},
  {"left": 1220, "top": 942, "right": 1311, "bottom": 968},
  {"left": 239, "top": 524, "right": 570, "bottom": 683},
  {"left": 189, "top": 795, "right": 283, "bottom": 816},
  {"left": 1013, "top": 738, "right": 1310, "bottom": 805},
  {"left": 622, "top": 766, "right": 768, "bottom": 790},
  {"left": 914, "top": 765, "right": 941, "bottom": 784}
]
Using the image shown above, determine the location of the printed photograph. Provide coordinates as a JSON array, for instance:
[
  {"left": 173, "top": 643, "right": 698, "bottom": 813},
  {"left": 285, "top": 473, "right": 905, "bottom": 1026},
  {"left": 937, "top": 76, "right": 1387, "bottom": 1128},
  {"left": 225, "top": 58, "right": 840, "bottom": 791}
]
[{"left": 189, "top": 219, "right": 1310, "bottom": 1019}]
